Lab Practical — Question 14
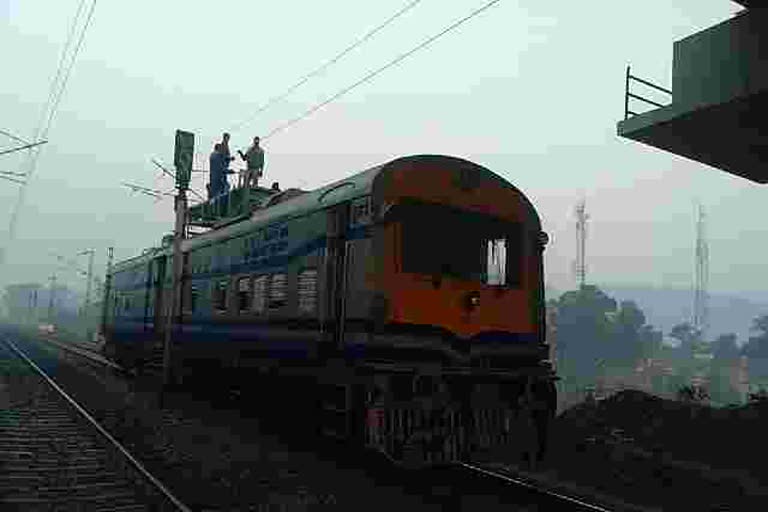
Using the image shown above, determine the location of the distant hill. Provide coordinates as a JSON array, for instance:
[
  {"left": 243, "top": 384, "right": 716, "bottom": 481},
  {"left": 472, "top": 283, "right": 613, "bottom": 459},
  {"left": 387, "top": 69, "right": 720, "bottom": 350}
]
[{"left": 546, "top": 285, "right": 768, "bottom": 346}]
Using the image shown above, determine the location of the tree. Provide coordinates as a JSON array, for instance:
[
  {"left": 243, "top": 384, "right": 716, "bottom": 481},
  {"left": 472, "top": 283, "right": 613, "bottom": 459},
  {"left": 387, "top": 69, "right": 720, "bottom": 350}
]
[
  {"left": 670, "top": 322, "right": 697, "bottom": 351},
  {"left": 741, "top": 314, "right": 768, "bottom": 358},
  {"left": 711, "top": 333, "right": 739, "bottom": 360},
  {"left": 609, "top": 300, "right": 647, "bottom": 364},
  {"left": 708, "top": 333, "right": 742, "bottom": 405},
  {"left": 554, "top": 285, "right": 617, "bottom": 389},
  {"left": 637, "top": 324, "right": 664, "bottom": 359},
  {"left": 553, "top": 286, "right": 666, "bottom": 391},
  {"left": 741, "top": 314, "right": 768, "bottom": 383}
]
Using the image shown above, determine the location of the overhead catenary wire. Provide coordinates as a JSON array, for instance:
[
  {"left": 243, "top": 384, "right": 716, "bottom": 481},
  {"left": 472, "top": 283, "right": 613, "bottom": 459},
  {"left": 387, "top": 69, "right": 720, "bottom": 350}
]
[
  {"left": 0, "top": 140, "right": 48, "bottom": 157},
  {"left": 6, "top": 0, "right": 98, "bottom": 246},
  {"left": 0, "top": 129, "right": 30, "bottom": 145},
  {"left": 262, "top": 0, "right": 502, "bottom": 141},
  {"left": 40, "top": 0, "right": 98, "bottom": 139},
  {"left": 32, "top": 0, "right": 89, "bottom": 143},
  {"left": 0, "top": 171, "right": 28, "bottom": 178},
  {"left": 228, "top": 0, "right": 425, "bottom": 134},
  {"left": 0, "top": 175, "right": 26, "bottom": 185},
  {"left": 148, "top": 158, "right": 206, "bottom": 202}
]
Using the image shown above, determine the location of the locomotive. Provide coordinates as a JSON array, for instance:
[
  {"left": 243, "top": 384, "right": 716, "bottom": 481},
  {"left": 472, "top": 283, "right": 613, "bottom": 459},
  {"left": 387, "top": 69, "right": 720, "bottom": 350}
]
[{"left": 102, "top": 154, "right": 557, "bottom": 467}]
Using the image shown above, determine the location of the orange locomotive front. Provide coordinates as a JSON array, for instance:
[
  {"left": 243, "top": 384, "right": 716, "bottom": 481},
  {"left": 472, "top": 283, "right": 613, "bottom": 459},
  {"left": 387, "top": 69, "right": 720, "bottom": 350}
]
[{"left": 355, "top": 156, "right": 556, "bottom": 467}]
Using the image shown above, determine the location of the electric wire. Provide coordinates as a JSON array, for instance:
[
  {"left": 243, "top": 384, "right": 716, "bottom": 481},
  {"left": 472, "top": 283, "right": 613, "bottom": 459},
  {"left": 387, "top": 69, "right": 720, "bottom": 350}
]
[
  {"left": 6, "top": 0, "right": 98, "bottom": 246},
  {"left": 31, "top": 0, "right": 89, "bottom": 143},
  {"left": 262, "top": 0, "right": 502, "bottom": 141},
  {"left": 0, "top": 129, "right": 30, "bottom": 146},
  {"left": 228, "top": 0, "right": 425, "bottom": 133}
]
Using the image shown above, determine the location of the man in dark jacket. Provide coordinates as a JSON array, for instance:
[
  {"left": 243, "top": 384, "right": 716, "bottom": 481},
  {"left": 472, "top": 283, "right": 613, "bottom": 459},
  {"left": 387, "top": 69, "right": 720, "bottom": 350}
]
[{"left": 209, "top": 143, "right": 228, "bottom": 198}]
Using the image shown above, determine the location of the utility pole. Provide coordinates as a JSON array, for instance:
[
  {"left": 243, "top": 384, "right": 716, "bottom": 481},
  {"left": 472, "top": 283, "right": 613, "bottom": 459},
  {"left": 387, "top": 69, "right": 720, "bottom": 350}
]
[
  {"left": 28, "top": 289, "right": 33, "bottom": 324},
  {"left": 78, "top": 248, "right": 95, "bottom": 319},
  {"left": 48, "top": 273, "right": 57, "bottom": 323},
  {"left": 100, "top": 246, "right": 114, "bottom": 340},
  {"left": 163, "top": 189, "right": 187, "bottom": 388},
  {"left": 162, "top": 130, "right": 194, "bottom": 391}
]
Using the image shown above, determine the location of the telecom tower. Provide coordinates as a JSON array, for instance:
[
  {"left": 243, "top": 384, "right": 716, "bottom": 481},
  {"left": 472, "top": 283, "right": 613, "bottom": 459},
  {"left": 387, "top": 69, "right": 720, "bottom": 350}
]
[
  {"left": 574, "top": 198, "right": 589, "bottom": 289},
  {"left": 693, "top": 202, "right": 709, "bottom": 341}
]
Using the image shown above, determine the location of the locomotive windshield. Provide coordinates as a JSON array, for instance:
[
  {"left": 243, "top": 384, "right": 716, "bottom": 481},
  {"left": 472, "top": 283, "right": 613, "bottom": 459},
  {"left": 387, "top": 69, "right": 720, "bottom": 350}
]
[{"left": 396, "top": 201, "right": 523, "bottom": 287}]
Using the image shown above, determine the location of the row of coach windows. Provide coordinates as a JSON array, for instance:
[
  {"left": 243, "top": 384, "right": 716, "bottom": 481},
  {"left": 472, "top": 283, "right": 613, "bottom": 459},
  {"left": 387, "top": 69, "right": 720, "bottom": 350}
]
[{"left": 206, "top": 269, "right": 317, "bottom": 315}]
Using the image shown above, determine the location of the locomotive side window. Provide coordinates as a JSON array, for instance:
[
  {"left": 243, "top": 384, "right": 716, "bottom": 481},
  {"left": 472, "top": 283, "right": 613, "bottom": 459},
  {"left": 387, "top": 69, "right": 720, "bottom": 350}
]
[
  {"left": 237, "top": 277, "right": 252, "bottom": 313},
  {"left": 486, "top": 239, "right": 507, "bottom": 286},
  {"left": 269, "top": 273, "right": 288, "bottom": 310},
  {"left": 297, "top": 269, "right": 318, "bottom": 314},
  {"left": 253, "top": 275, "right": 268, "bottom": 313},
  {"left": 504, "top": 236, "right": 522, "bottom": 288}
]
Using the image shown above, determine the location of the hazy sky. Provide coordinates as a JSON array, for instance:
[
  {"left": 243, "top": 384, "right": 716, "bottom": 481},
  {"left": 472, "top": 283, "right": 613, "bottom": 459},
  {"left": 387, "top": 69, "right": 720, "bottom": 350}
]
[{"left": 1, "top": 0, "right": 761, "bottom": 301}]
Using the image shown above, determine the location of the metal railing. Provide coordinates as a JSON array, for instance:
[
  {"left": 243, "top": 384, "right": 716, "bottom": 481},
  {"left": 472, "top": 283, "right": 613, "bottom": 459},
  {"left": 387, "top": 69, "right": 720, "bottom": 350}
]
[{"left": 624, "top": 65, "right": 673, "bottom": 120}]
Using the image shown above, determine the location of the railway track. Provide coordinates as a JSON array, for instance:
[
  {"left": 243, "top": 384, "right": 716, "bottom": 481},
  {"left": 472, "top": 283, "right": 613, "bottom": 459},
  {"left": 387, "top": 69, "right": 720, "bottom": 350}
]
[
  {"left": 18, "top": 330, "right": 642, "bottom": 511},
  {"left": 0, "top": 334, "right": 189, "bottom": 511},
  {"left": 456, "top": 463, "right": 639, "bottom": 512}
]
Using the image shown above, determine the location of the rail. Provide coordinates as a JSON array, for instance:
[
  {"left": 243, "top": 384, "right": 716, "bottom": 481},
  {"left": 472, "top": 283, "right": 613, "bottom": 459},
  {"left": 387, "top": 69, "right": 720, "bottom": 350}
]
[
  {"left": 1, "top": 335, "right": 191, "bottom": 512},
  {"left": 623, "top": 65, "right": 673, "bottom": 120},
  {"left": 458, "top": 462, "right": 617, "bottom": 511},
  {"left": 40, "top": 334, "right": 126, "bottom": 372}
]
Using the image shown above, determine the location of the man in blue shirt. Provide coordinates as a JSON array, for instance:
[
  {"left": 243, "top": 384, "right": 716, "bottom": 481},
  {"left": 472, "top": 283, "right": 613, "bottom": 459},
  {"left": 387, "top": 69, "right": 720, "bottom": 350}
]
[{"left": 209, "top": 143, "right": 229, "bottom": 199}]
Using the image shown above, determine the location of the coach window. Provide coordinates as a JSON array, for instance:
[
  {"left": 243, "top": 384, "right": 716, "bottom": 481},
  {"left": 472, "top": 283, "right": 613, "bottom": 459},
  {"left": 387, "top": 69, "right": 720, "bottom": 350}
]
[
  {"left": 213, "top": 280, "right": 228, "bottom": 313},
  {"left": 237, "top": 276, "right": 252, "bottom": 313},
  {"left": 253, "top": 275, "right": 268, "bottom": 314},
  {"left": 190, "top": 286, "right": 199, "bottom": 313},
  {"left": 269, "top": 273, "right": 288, "bottom": 310},
  {"left": 298, "top": 269, "right": 318, "bottom": 314},
  {"left": 183, "top": 282, "right": 198, "bottom": 314}
]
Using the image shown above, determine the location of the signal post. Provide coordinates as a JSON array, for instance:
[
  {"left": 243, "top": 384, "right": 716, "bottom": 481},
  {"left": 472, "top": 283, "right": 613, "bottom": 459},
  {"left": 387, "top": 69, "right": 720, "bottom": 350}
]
[{"left": 162, "top": 130, "right": 194, "bottom": 393}]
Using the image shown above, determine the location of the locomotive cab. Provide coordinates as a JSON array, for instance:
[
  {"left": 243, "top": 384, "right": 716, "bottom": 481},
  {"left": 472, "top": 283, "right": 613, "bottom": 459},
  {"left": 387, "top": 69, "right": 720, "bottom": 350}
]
[{"left": 368, "top": 157, "right": 550, "bottom": 367}]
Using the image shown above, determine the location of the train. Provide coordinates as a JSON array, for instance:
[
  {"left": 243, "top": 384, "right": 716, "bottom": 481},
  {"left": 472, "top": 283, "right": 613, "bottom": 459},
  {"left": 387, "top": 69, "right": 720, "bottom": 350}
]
[{"left": 101, "top": 154, "right": 557, "bottom": 467}]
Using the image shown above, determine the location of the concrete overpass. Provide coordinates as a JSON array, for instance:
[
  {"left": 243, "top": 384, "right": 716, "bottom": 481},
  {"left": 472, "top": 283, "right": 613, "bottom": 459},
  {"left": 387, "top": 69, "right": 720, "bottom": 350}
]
[{"left": 618, "top": 3, "right": 768, "bottom": 183}]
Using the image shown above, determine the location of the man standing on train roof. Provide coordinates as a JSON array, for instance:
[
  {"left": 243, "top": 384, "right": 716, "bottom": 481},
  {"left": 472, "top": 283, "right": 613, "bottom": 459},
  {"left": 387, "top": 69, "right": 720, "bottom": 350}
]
[
  {"left": 238, "top": 136, "right": 265, "bottom": 188},
  {"left": 220, "top": 132, "right": 234, "bottom": 162},
  {"left": 220, "top": 132, "right": 235, "bottom": 178},
  {"left": 208, "top": 143, "right": 229, "bottom": 199}
]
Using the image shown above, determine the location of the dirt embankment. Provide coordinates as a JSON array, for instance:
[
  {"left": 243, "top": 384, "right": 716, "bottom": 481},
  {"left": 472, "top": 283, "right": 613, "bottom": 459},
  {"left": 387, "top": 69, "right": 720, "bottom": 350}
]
[{"left": 538, "top": 390, "right": 768, "bottom": 510}]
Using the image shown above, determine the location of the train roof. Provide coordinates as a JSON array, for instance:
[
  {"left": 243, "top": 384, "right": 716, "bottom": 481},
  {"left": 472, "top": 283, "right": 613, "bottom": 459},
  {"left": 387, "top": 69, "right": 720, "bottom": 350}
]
[
  {"left": 111, "top": 154, "right": 539, "bottom": 273},
  {"left": 179, "top": 161, "right": 385, "bottom": 252}
]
